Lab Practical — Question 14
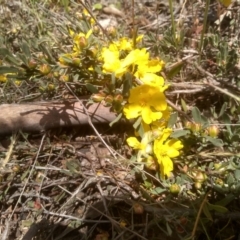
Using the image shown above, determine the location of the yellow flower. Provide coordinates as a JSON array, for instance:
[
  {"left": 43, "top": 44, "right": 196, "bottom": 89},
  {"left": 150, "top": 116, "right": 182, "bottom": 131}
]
[
  {"left": 140, "top": 73, "right": 168, "bottom": 90},
  {"left": 127, "top": 132, "right": 153, "bottom": 162},
  {"left": 115, "top": 35, "right": 143, "bottom": 51},
  {"left": 123, "top": 85, "right": 167, "bottom": 124},
  {"left": 101, "top": 45, "right": 124, "bottom": 77},
  {"left": 101, "top": 47, "right": 147, "bottom": 77},
  {"left": 138, "top": 59, "right": 164, "bottom": 75},
  {"left": 69, "top": 29, "right": 93, "bottom": 53},
  {"left": 59, "top": 53, "right": 74, "bottom": 66},
  {"left": 83, "top": 8, "right": 95, "bottom": 25},
  {"left": 153, "top": 128, "right": 183, "bottom": 178},
  {"left": 127, "top": 137, "right": 145, "bottom": 150},
  {"left": 0, "top": 74, "right": 7, "bottom": 82},
  {"left": 219, "top": 0, "right": 232, "bottom": 7}
]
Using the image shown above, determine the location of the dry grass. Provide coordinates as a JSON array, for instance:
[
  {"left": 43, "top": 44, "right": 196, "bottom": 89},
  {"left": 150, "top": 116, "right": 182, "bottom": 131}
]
[{"left": 0, "top": 0, "right": 240, "bottom": 239}]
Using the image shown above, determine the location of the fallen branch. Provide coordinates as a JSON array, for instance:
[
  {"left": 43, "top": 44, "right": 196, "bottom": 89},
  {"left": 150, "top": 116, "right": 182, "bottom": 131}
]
[{"left": 0, "top": 101, "right": 118, "bottom": 136}]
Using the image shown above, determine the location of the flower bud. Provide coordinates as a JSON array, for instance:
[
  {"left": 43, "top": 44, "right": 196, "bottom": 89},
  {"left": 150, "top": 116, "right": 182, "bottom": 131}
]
[
  {"left": 48, "top": 84, "right": 55, "bottom": 91},
  {"left": 92, "top": 93, "right": 106, "bottom": 102},
  {"left": 78, "top": 36, "right": 87, "bottom": 49},
  {"left": 72, "top": 58, "right": 81, "bottom": 66},
  {"left": 28, "top": 59, "right": 37, "bottom": 69},
  {"left": 145, "top": 156, "right": 157, "bottom": 171},
  {"left": 215, "top": 178, "right": 224, "bottom": 186},
  {"left": 207, "top": 125, "right": 219, "bottom": 138},
  {"left": 60, "top": 75, "right": 69, "bottom": 82},
  {"left": 37, "top": 53, "right": 45, "bottom": 60},
  {"left": 214, "top": 163, "right": 227, "bottom": 173},
  {"left": 93, "top": 26, "right": 100, "bottom": 35},
  {"left": 12, "top": 164, "right": 20, "bottom": 173},
  {"left": 107, "top": 26, "right": 117, "bottom": 37},
  {"left": 214, "top": 163, "right": 222, "bottom": 170},
  {"left": 185, "top": 121, "right": 192, "bottom": 129},
  {"left": 114, "top": 94, "right": 123, "bottom": 103},
  {"left": 133, "top": 203, "right": 144, "bottom": 214},
  {"left": 75, "top": 12, "right": 83, "bottom": 20},
  {"left": 194, "top": 182, "right": 202, "bottom": 189},
  {"left": 105, "top": 95, "right": 113, "bottom": 104},
  {"left": 39, "top": 64, "right": 51, "bottom": 75},
  {"left": 88, "top": 47, "right": 98, "bottom": 58},
  {"left": 194, "top": 171, "right": 207, "bottom": 183},
  {"left": 14, "top": 80, "right": 21, "bottom": 86},
  {"left": 53, "top": 71, "right": 59, "bottom": 77},
  {"left": 192, "top": 123, "right": 202, "bottom": 133},
  {"left": 169, "top": 184, "right": 181, "bottom": 194}
]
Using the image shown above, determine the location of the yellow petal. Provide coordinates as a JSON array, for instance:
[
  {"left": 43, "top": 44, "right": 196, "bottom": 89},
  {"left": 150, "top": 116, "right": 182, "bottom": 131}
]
[
  {"left": 160, "top": 156, "right": 173, "bottom": 178},
  {"left": 86, "top": 29, "right": 93, "bottom": 39},
  {"left": 140, "top": 73, "right": 165, "bottom": 87},
  {"left": 142, "top": 106, "right": 162, "bottom": 124},
  {"left": 123, "top": 104, "right": 142, "bottom": 119},
  {"left": 219, "top": 0, "right": 232, "bottom": 7},
  {"left": 168, "top": 139, "right": 183, "bottom": 150},
  {"left": 127, "top": 137, "right": 143, "bottom": 149}
]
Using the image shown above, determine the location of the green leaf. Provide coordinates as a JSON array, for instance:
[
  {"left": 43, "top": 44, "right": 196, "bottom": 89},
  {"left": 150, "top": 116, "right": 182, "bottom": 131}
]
[
  {"left": 136, "top": 121, "right": 145, "bottom": 138},
  {"left": 93, "top": 3, "right": 103, "bottom": 10},
  {"left": 166, "top": 221, "right": 173, "bottom": 236},
  {"left": 0, "top": 48, "right": 20, "bottom": 65},
  {"left": 192, "top": 107, "right": 202, "bottom": 123},
  {"left": 167, "top": 112, "right": 178, "bottom": 128},
  {"left": 203, "top": 204, "right": 213, "bottom": 221},
  {"left": 133, "top": 117, "right": 142, "bottom": 130},
  {"left": 17, "top": 53, "right": 28, "bottom": 66},
  {"left": 39, "top": 43, "right": 55, "bottom": 63},
  {"left": 207, "top": 203, "right": 228, "bottom": 213},
  {"left": 166, "top": 62, "right": 183, "bottom": 79},
  {"left": 109, "top": 113, "right": 122, "bottom": 127},
  {"left": 215, "top": 194, "right": 235, "bottom": 206},
  {"left": 170, "top": 129, "right": 190, "bottom": 138},
  {"left": 21, "top": 41, "right": 31, "bottom": 58},
  {"left": 111, "top": 73, "right": 116, "bottom": 86},
  {"left": 60, "top": 55, "right": 72, "bottom": 64},
  {"left": 201, "top": 115, "right": 209, "bottom": 126},
  {"left": 5, "top": 55, "right": 20, "bottom": 65},
  {"left": 219, "top": 102, "right": 228, "bottom": 117},
  {"left": 227, "top": 173, "right": 235, "bottom": 185},
  {"left": 151, "top": 187, "right": 166, "bottom": 195},
  {"left": 234, "top": 169, "right": 240, "bottom": 179},
  {"left": 181, "top": 98, "right": 188, "bottom": 112},
  {"left": 122, "top": 72, "right": 132, "bottom": 97},
  {"left": 0, "top": 66, "right": 19, "bottom": 74},
  {"left": 0, "top": 47, "right": 11, "bottom": 56},
  {"left": 205, "top": 136, "right": 223, "bottom": 147},
  {"left": 85, "top": 83, "right": 98, "bottom": 93}
]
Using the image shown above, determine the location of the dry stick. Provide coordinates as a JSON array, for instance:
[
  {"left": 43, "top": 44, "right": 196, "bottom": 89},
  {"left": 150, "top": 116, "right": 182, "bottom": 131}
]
[
  {"left": 8, "top": 133, "right": 46, "bottom": 221},
  {"left": 194, "top": 63, "right": 240, "bottom": 102},
  {"left": 165, "top": 54, "right": 197, "bottom": 73},
  {"left": 64, "top": 83, "right": 117, "bottom": 158},
  {"left": 166, "top": 99, "right": 193, "bottom": 122},
  {"left": 40, "top": 181, "right": 149, "bottom": 240},
  {"left": 0, "top": 133, "right": 18, "bottom": 169},
  {"left": 79, "top": 0, "right": 112, "bottom": 42},
  {"left": 0, "top": 101, "right": 118, "bottom": 136},
  {"left": 190, "top": 192, "right": 209, "bottom": 239}
]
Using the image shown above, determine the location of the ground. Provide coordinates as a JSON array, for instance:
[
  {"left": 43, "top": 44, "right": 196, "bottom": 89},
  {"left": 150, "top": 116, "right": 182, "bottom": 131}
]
[{"left": 0, "top": 0, "right": 240, "bottom": 239}]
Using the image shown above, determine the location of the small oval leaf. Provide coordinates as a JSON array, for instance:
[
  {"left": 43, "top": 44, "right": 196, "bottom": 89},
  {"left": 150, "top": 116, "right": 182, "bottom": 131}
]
[
  {"left": 192, "top": 107, "right": 202, "bottom": 123},
  {"left": 205, "top": 136, "right": 224, "bottom": 147},
  {"left": 170, "top": 129, "right": 191, "bottom": 138},
  {"left": 85, "top": 83, "right": 98, "bottom": 93},
  {"left": 168, "top": 112, "right": 178, "bottom": 128}
]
